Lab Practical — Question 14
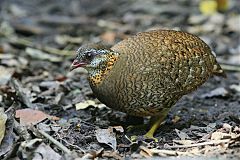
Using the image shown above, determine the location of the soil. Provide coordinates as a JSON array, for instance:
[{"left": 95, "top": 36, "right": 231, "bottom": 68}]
[{"left": 0, "top": 0, "right": 240, "bottom": 159}]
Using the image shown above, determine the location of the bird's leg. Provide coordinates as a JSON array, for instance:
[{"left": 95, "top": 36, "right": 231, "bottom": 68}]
[{"left": 144, "top": 110, "right": 169, "bottom": 142}]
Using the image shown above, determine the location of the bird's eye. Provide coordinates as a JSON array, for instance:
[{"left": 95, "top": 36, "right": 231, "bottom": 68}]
[{"left": 85, "top": 52, "right": 94, "bottom": 59}]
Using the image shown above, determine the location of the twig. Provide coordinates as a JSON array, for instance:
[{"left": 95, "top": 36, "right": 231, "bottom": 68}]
[
  {"left": 165, "top": 139, "right": 230, "bottom": 149},
  {"left": 60, "top": 137, "right": 85, "bottom": 153},
  {"left": 149, "top": 149, "right": 192, "bottom": 156},
  {"left": 42, "top": 46, "right": 74, "bottom": 56},
  {"left": 14, "top": 120, "right": 32, "bottom": 140},
  {"left": 38, "top": 129, "right": 71, "bottom": 154},
  {"left": 220, "top": 64, "right": 240, "bottom": 72}
]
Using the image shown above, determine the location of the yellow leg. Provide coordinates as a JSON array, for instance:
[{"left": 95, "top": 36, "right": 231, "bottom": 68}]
[{"left": 144, "top": 110, "right": 169, "bottom": 142}]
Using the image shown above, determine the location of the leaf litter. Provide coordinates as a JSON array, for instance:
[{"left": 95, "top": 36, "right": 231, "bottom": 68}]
[{"left": 0, "top": 0, "right": 240, "bottom": 159}]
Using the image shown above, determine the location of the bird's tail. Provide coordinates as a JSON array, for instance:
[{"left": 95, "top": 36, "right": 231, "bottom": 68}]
[{"left": 213, "top": 63, "right": 227, "bottom": 78}]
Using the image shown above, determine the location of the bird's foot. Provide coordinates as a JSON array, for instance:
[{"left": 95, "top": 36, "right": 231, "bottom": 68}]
[
  {"left": 130, "top": 134, "right": 158, "bottom": 142},
  {"left": 143, "top": 132, "right": 158, "bottom": 142}
]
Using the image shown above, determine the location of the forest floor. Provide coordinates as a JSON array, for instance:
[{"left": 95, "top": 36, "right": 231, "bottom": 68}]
[{"left": 0, "top": 0, "right": 240, "bottom": 159}]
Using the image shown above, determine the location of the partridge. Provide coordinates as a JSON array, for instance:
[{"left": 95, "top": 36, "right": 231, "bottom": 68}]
[{"left": 70, "top": 30, "right": 225, "bottom": 140}]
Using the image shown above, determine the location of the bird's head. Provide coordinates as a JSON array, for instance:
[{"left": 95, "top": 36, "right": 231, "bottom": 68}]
[{"left": 70, "top": 43, "right": 113, "bottom": 72}]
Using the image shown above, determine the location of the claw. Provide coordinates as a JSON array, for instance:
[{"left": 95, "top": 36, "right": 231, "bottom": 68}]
[
  {"left": 130, "top": 134, "right": 158, "bottom": 142},
  {"left": 144, "top": 133, "right": 159, "bottom": 142},
  {"left": 130, "top": 135, "right": 138, "bottom": 142}
]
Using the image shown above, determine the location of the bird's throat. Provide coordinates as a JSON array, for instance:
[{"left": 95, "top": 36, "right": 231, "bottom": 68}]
[{"left": 88, "top": 53, "right": 119, "bottom": 87}]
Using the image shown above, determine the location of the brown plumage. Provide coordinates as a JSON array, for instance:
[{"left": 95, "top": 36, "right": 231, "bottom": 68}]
[{"left": 70, "top": 30, "right": 225, "bottom": 140}]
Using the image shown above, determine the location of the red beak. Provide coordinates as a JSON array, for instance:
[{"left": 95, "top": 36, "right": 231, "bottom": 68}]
[{"left": 70, "top": 59, "right": 87, "bottom": 71}]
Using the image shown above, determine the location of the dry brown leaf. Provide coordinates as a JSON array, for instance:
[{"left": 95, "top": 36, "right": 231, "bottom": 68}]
[{"left": 15, "top": 108, "right": 59, "bottom": 126}]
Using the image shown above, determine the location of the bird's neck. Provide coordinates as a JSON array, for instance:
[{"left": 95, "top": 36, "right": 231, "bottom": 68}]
[{"left": 88, "top": 52, "right": 119, "bottom": 87}]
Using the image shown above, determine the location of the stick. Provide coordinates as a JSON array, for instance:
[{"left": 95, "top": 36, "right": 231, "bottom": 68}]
[
  {"left": 220, "top": 64, "right": 240, "bottom": 72},
  {"left": 60, "top": 137, "right": 85, "bottom": 153},
  {"left": 165, "top": 139, "right": 230, "bottom": 149},
  {"left": 38, "top": 129, "right": 71, "bottom": 154}
]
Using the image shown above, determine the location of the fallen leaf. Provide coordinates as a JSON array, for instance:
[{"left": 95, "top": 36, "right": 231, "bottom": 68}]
[
  {"left": 0, "top": 53, "right": 14, "bottom": 60},
  {"left": 112, "top": 126, "right": 124, "bottom": 133},
  {"left": 0, "top": 107, "right": 15, "bottom": 157},
  {"left": 201, "top": 87, "right": 229, "bottom": 98},
  {"left": 211, "top": 131, "right": 231, "bottom": 140},
  {"left": 37, "top": 123, "right": 51, "bottom": 132},
  {"left": 33, "top": 143, "right": 61, "bottom": 160},
  {"left": 217, "top": 0, "right": 229, "bottom": 12},
  {"left": 230, "top": 84, "right": 240, "bottom": 92},
  {"left": 39, "top": 80, "right": 60, "bottom": 89},
  {"left": 226, "top": 15, "right": 240, "bottom": 33},
  {"left": 199, "top": 0, "right": 217, "bottom": 15},
  {"left": 26, "top": 47, "right": 62, "bottom": 62},
  {"left": 96, "top": 127, "right": 117, "bottom": 150},
  {"left": 233, "top": 126, "right": 240, "bottom": 133},
  {"left": 175, "top": 129, "right": 190, "bottom": 140},
  {"left": 81, "top": 148, "right": 104, "bottom": 159},
  {"left": 18, "top": 139, "right": 61, "bottom": 159},
  {"left": 0, "top": 66, "right": 14, "bottom": 85},
  {"left": 0, "top": 108, "right": 7, "bottom": 144},
  {"left": 15, "top": 108, "right": 59, "bottom": 126},
  {"left": 75, "top": 100, "right": 96, "bottom": 110},
  {"left": 55, "top": 35, "right": 83, "bottom": 45},
  {"left": 222, "top": 123, "right": 232, "bottom": 132}
]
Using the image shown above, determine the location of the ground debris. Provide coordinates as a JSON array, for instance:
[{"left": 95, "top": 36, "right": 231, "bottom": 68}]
[
  {"left": 201, "top": 87, "right": 229, "bottom": 98},
  {"left": 96, "top": 127, "right": 117, "bottom": 150},
  {"left": 0, "top": 0, "right": 240, "bottom": 159}
]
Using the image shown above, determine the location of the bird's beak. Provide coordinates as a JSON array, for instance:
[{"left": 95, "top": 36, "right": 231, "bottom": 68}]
[{"left": 70, "top": 59, "right": 86, "bottom": 71}]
